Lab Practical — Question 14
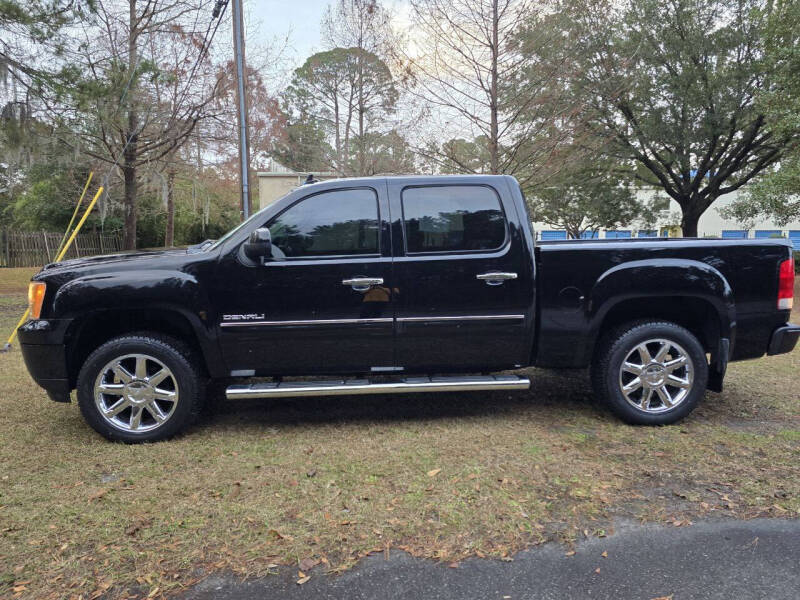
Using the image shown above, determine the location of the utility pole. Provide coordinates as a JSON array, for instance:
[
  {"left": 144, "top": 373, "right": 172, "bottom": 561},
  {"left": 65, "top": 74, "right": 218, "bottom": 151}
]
[{"left": 230, "top": 0, "right": 251, "bottom": 220}]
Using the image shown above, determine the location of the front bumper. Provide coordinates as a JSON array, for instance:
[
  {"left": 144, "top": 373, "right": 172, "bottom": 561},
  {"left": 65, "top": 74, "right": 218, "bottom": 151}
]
[
  {"left": 17, "top": 319, "right": 73, "bottom": 402},
  {"left": 767, "top": 323, "right": 800, "bottom": 356}
]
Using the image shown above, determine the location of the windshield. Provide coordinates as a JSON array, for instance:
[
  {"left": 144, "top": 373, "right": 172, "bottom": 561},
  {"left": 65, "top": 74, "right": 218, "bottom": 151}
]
[{"left": 207, "top": 195, "right": 288, "bottom": 251}]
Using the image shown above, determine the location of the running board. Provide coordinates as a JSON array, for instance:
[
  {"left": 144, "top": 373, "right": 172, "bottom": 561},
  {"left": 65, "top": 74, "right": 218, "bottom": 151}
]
[{"left": 226, "top": 375, "right": 530, "bottom": 400}]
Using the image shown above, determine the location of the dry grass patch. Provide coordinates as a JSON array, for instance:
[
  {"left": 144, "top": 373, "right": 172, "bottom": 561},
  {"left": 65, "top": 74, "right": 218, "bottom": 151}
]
[{"left": 0, "top": 268, "right": 798, "bottom": 599}]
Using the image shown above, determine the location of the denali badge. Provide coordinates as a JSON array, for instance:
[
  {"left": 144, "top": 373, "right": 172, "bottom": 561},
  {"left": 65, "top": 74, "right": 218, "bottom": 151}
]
[{"left": 223, "top": 314, "right": 265, "bottom": 321}]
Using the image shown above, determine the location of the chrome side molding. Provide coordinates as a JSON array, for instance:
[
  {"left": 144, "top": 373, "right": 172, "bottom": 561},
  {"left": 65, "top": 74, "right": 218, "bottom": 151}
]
[
  {"left": 226, "top": 374, "right": 530, "bottom": 399},
  {"left": 397, "top": 314, "right": 524, "bottom": 323}
]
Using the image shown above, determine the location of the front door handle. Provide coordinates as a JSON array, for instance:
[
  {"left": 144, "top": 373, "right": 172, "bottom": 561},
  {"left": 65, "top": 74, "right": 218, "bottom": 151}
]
[
  {"left": 342, "top": 277, "right": 384, "bottom": 292},
  {"left": 477, "top": 272, "right": 518, "bottom": 286}
]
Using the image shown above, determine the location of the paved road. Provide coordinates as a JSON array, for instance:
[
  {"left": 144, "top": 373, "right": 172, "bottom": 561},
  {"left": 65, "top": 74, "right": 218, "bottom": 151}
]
[{"left": 180, "top": 519, "right": 800, "bottom": 600}]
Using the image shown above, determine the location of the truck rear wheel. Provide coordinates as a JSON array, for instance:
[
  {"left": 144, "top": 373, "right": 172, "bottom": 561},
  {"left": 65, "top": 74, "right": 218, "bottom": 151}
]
[
  {"left": 591, "top": 321, "right": 708, "bottom": 425},
  {"left": 77, "top": 334, "right": 205, "bottom": 442}
]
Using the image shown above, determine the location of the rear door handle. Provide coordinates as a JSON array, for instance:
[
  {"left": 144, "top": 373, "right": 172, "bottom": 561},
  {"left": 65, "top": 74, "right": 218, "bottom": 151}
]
[
  {"left": 476, "top": 272, "right": 517, "bottom": 286},
  {"left": 342, "top": 277, "right": 384, "bottom": 292}
]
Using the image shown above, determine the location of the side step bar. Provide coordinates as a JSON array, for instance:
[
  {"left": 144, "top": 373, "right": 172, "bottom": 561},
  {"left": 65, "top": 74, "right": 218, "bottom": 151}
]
[{"left": 226, "top": 375, "right": 530, "bottom": 400}]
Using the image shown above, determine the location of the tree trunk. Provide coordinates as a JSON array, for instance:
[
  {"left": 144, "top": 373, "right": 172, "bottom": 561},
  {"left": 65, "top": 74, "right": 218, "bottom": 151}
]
[
  {"left": 123, "top": 0, "right": 139, "bottom": 251},
  {"left": 679, "top": 207, "right": 701, "bottom": 238},
  {"left": 122, "top": 163, "right": 137, "bottom": 250},
  {"left": 357, "top": 50, "right": 366, "bottom": 176},
  {"left": 488, "top": 0, "right": 499, "bottom": 174},
  {"left": 165, "top": 169, "right": 175, "bottom": 247}
]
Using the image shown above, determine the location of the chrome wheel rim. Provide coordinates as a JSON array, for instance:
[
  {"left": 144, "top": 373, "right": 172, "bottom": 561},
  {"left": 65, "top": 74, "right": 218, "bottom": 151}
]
[
  {"left": 94, "top": 353, "right": 179, "bottom": 433},
  {"left": 618, "top": 338, "right": 694, "bottom": 413}
]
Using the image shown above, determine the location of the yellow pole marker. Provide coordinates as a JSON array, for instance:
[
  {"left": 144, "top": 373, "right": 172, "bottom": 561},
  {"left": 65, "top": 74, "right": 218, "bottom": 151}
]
[
  {"left": 57, "top": 171, "right": 93, "bottom": 256},
  {"left": 54, "top": 186, "right": 104, "bottom": 263},
  {"left": 3, "top": 185, "right": 104, "bottom": 351},
  {"left": 5, "top": 309, "right": 31, "bottom": 348}
]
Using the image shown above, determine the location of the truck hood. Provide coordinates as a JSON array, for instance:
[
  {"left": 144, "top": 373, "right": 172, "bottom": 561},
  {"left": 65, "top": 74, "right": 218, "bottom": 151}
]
[{"left": 40, "top": 248, "right": 190, "bottom": 273}]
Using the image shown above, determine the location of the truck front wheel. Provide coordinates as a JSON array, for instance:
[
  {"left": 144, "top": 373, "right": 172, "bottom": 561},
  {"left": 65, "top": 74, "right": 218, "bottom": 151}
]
[
  {"left": 592, "top": 321, "right": 708, "bottom": 425},
  {"left": 76, "top": 334, "right": 205, "bottom": 442}
]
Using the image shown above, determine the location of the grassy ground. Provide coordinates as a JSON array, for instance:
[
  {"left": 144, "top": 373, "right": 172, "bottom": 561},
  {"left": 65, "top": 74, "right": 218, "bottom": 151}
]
[{"left": 0, "top": 267, "right": 798, "bottom": 599}]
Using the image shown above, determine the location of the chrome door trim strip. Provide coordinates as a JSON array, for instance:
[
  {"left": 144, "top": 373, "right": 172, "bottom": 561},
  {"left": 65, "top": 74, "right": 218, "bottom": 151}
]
[
  {"left": 397, "top": 314, "right": 525, "bottom": 323},
  {"left": 220, "top": 317, "right": 394, "bottom": 328},
  {"left": 221, "top": 315, "right": 525, "bottom": 327}
]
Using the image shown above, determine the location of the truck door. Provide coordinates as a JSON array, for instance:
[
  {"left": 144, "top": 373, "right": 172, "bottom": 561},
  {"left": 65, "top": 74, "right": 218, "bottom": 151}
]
[
  {"left": 388, "top": 179, "right": 533, "bottom": 371},
  {"left": 214, "top": 183, "right": 395, "bottom": 375}
]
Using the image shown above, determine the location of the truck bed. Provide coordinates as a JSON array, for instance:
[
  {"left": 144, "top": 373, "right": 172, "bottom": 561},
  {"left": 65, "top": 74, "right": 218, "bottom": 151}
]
[{"left": 533, "top": 237, "right": 792, "bottom": 367}]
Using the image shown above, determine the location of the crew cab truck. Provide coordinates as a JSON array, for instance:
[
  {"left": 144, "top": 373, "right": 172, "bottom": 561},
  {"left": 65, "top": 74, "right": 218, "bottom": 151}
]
[{"left": 17, "top": 175, "right": 799, "bottom": 442}]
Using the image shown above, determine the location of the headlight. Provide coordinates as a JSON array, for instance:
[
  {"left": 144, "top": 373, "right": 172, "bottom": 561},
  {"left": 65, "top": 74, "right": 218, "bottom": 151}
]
[{"left": 28, "top": 281, "right": 46, "bottom": 320}]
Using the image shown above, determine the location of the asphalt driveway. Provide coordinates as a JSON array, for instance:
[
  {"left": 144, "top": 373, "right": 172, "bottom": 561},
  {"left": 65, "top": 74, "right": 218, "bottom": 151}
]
[{"left": 180, "top": 518, "right": 800, "bottom": 600}]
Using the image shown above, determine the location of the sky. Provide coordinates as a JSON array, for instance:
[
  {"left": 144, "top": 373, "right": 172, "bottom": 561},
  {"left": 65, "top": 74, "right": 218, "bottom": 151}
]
[
  {"left": 248, "top": 0, "right": 330, "bottom": 69},
  {"left": 247, "top": 0, "right": 410, "bottom": 73}
]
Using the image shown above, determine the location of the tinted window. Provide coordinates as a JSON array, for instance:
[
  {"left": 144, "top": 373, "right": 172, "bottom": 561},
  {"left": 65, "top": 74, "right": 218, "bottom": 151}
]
[
  {"left": 268, "top": 189, "right": 379, "bottom": 257},
  {"left": 402, "top": 185, "right": 506, "bottom": 253}
]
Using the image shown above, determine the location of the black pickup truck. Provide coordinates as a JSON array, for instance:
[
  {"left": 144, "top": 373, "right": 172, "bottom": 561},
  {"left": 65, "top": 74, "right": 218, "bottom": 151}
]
[{"left": 18, "top": 175, "right": 799, "bottom": 442}]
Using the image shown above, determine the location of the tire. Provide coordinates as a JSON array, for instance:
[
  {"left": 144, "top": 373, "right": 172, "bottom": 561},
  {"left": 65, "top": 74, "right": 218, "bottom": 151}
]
[
  {"left": 591, "top": 321, "right": 708, "bottom": 425},
  {"left": 77, "top": 333, "right": 205, "bottom": 442}
]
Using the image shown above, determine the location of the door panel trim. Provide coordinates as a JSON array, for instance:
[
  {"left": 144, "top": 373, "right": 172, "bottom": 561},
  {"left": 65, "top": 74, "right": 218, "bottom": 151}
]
[{"left": 220, "top": 317, "right": 394, "bottom": 328}]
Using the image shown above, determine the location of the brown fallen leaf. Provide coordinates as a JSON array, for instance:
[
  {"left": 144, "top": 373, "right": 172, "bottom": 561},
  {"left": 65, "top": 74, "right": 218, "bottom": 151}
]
[
  {"left": 595, "top": 568, "right": 601, "bottom": 574},
  {"left": 650, "top": 596, "right": 673, "bottom": 600},
  {"left": 565, "top": 550, "right": 576, "bottom": 557},
  {"left": 88, "top": 489, "right": 108, "bottom": 502},
  {"left": 601, "top": 551, "right": 608, "bottom": 558},
  {"left": 448, "top": 562, "right": 459, "bottom": 568},
  {"left": 126, "top": 517, "right": 152, "bottom": 537},
  {"left": 296, "top": 576, "right": 311, "bottom": 585},
  {"left": 427, "top": 468, "right": 442, "bottom": 477},
  {"left": 230, "top": 482, "right": 241, "bottom": 498},
  {"left": 299, "top": 558, "right": 319, "bottom": 572}
]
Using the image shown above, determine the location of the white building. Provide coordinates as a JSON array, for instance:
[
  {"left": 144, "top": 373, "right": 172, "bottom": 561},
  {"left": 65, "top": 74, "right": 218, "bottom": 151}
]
[{"left": 531, "top": 187, "right": 800, "bottom": 248}]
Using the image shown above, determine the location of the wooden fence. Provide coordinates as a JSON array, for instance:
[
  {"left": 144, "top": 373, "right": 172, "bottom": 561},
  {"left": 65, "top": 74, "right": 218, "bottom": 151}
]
[{"left": 0, "top": 230, "right": 123, "bottom": 268}]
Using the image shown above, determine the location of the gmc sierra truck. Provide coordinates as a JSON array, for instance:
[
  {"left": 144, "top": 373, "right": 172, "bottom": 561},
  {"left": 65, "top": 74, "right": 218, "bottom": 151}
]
[{"left": 17, "top": 175, "right": 799, "bottom": 442}]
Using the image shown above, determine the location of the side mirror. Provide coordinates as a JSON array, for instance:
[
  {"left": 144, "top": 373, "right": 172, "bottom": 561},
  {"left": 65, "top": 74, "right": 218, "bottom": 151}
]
[{"left": 243, "top": 227, "right": 272, "bottom": 263}]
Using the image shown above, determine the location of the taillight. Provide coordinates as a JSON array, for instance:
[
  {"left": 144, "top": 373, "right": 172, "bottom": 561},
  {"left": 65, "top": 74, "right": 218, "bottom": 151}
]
[
  {"left": 778, "top": 257, "right": 794, "bottom": 311},
  {"left": 28, "top": 281, "right": 46, "bottom": 320}
]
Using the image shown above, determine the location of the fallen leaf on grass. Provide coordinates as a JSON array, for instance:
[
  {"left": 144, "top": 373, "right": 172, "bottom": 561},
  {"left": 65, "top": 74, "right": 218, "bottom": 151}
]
[
  {"left": 268, "top": 529, "right": 291, "bottom": 540},
  {"left": 88, "top": 489, "right": 108, "bottom": 502},
  {"left": 126, "top": 518, "right": 152, "bottom": 537},
  {"left": 229, "top": 482, "right": 241, "bottom": 498},
  {"left": 299, "top": 558, "right": 319, "bottom": 571},
  {"left": 427, "top": 468, "right": 441, "bottom": 477}
]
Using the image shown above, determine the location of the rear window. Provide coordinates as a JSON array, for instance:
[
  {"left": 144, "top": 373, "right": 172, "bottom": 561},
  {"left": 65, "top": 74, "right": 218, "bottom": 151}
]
[{"left": 401, "top": 185, "right": 506, "bottom": 253}]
